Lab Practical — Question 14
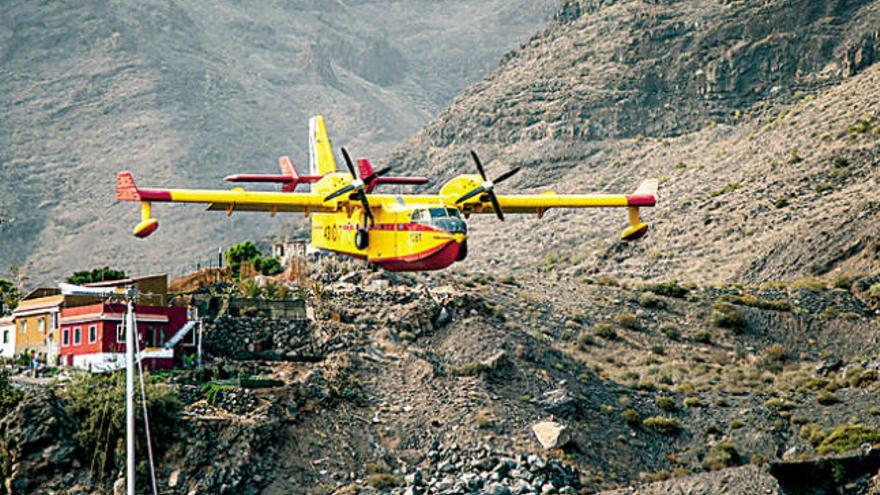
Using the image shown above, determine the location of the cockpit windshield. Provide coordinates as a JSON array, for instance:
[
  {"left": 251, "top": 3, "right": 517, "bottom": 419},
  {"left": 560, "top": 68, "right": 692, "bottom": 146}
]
[
  {"left": 412, "top": 208, "right": 460, "bottom": 222},
  {"left": 410, "top": 208, "right": 466, "bottom": 233},
  {"left": 430, "top": 208, "right": 461, "bottom": 219}
]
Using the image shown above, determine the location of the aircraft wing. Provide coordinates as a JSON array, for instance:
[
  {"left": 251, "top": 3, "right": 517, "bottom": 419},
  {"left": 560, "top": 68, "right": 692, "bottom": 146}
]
[
  {"left": 455, "top": 179, "right": 658, "bottom": 240},
  {"left": 466, "top": 180, "right": 657, "bottom": 214},
  {"left": 116, "top": 172, "right": 340, "bottom": 237}
]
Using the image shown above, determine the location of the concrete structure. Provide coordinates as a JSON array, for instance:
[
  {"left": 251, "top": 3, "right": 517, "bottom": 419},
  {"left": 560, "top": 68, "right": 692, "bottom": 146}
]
[
  {"left": 272, "top": 239, "right": 308, "bottom": 268},
  {"left": 84, "top": 274, "right": 169, "bottom": 306},
  {"left": 0, "top": 316, "right": 15, "bottom": 359},
  {"left": 59, "top": 303, "right": 190, "bottom": 372}
]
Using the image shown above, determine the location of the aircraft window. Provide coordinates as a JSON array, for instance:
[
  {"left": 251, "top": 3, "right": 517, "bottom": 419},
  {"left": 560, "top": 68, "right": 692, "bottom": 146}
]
[
  {"left": 429, "top": 208, "right": 449, "bottom": 219},
  {"left": 447, "top": 208, "right": 461, "bottom": 218},
  {"left": 411, "top": 210, "right": 426, "bottom": 222}
]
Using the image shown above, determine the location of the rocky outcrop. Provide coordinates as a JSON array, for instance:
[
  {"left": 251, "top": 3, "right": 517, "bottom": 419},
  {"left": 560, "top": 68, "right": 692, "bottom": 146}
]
[{"left": 0, "top": 390, "right": 80, "bottom": 495}]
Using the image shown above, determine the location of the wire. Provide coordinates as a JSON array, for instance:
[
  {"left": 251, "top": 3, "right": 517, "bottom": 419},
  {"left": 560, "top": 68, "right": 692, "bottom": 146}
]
[{"left": 131, "top": 313, "right": 159, "bottom": 495}]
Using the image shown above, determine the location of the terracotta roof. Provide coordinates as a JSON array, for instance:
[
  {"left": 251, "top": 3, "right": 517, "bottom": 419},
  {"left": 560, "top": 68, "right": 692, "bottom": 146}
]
[{"left": 13, "top": 294, "right": 65, "bottom": 314}]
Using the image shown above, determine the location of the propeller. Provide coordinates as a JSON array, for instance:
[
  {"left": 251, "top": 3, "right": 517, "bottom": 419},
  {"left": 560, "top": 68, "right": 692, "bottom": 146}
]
[
  {"left": 323, "top": 147, "right": 386, "bottom": 225},
  {"left": 455, "top": 150, "right": 520, "bottom": 221}
]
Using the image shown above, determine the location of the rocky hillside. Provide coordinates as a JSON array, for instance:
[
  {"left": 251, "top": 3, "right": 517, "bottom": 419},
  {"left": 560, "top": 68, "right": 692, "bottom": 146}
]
[
  {"left": 387, "top": 0, "right": 880, "bottom": 285},
  {"left": 6, "top": 266, "right": 880, "bottom": 494},
  {"left": 0, "top": 0, "right": 557, "bottom": 283}
]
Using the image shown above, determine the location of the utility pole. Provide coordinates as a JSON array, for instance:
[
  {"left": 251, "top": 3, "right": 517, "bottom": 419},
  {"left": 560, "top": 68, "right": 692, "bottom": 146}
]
[
  {"left": 124, "top": 298, "right": 136, "bottom": 495},
  {"left": 60, "top": 283, "right": 138, "bottom": 495}
]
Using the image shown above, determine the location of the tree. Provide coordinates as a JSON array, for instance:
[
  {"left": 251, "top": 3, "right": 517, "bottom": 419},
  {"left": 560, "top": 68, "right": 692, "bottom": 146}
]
[
  {"left": 66, "top": 267, "right": 127, "bottom": 285},
  {"left": 225, "top": 242, "right": 283, "bottom": 278},
  {"left": 0, "top": 277, "right": 20, "bottom": 316}
]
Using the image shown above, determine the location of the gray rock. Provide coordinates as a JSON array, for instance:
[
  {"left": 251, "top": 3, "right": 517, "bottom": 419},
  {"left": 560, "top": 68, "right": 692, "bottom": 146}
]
[{"left": 531, "top": 421, "right": 570, "bottom": 450}]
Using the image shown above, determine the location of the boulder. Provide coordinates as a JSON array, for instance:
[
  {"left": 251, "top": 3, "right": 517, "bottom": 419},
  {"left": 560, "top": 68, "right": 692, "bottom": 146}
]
[{"left": 531, "top": 421, "right": 570, "bottom": 450}]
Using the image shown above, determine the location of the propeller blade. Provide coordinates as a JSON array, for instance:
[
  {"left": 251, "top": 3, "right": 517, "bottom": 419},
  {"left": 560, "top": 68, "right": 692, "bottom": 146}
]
[
  {"left": 324, "top": 184, "right": 355, "bottom": 202},
  {"left": 357, "top": 191, "right": 375, "bottom": 225},
  {"left": 494, "top": 167, "right": 521, "bottom": 184},
  {"left": 470, "top": 150, "right": 487, "bottom": 181},
  {"left": 340, "top": 147, "right": 358, "bottom": 177},
  {"left": 456, "top": 186, "right": 486, "bottom": 204},
  {"left": 488, "top": 192, "right": 505, "bottom": 221}
]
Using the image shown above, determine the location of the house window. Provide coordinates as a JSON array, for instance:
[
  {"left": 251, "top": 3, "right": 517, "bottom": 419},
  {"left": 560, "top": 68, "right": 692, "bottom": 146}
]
[
  {"left": 37, "top": 318, "right": 45, "bottom": 333},
  {"left": 62, "top": 329, "right": 70, "bottom": 346},
  {"left": 73, "top": 327, "right": 81, "bottom": 345},
  {"left": 115, "top": 323, "right": 123, "bottom": 342},
  {"left": 2, "top": 330, "right": 8, "bottom": 344},
  {"left": 19, "top": 321, "right": 25, "bottom": 334},
  {"left": 52, "top": 312, "right": 59, "bottom": 330},
  {"left": 88, "top": 325, "right": 98, "bottom": 344},
  {"left": 188, "top": 323, "right": 198, "bottom": 345}
]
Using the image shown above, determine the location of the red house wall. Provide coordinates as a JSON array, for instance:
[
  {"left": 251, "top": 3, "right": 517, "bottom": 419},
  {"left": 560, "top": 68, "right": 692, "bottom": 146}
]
[{"left": 60, "top": 304, "right": 187, "bottom": 358}]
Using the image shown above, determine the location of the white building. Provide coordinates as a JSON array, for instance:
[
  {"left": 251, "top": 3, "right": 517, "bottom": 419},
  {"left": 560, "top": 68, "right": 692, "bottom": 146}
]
[{"left": 0, "top": 316, "right": 15, "bottom": 359}]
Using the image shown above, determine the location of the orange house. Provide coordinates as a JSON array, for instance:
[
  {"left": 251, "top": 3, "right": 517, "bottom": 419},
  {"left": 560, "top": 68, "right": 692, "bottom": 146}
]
[{"left": 11, "top": 289, "right": 66, "bottom": 360}]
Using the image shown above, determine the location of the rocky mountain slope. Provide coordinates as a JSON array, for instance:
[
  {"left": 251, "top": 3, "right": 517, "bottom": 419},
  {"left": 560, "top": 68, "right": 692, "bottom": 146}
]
[
  {"left": 6, "top": 267, "right": 880, "bottom": 494},
  {"left": 0, "top": 0, "right": 557, "bottom": 283},
  {"left": 387, "top": 0, "right": 880, "bottom": 285}
]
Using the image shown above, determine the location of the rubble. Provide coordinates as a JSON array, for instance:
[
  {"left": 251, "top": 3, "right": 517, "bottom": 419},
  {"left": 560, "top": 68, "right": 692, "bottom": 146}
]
[{"left": 388, "top": 446, "right": 581, "bottom": 495}]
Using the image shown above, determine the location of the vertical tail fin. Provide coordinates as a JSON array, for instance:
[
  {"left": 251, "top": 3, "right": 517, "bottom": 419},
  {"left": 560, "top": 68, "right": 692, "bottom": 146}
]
[
  {"left": 308, "top": 115, "right": 337, "bottom": 175},
  {"left": 278, "top": 156, "right": 300, "bottom": 192},
  {"left": 116, "top": 172, "right": 141, "bottom": 201}
]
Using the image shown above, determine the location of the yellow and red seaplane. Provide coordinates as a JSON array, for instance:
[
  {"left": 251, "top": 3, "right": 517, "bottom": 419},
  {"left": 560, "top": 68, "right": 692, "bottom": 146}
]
[{"left": 117, "top": 116, "right": 657, "bottom": 272}]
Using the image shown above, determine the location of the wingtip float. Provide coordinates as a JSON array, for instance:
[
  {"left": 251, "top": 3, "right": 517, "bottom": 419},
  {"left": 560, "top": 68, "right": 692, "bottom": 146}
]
[{"left": 116, "top": 115, "right": 658, "bottom": 271}]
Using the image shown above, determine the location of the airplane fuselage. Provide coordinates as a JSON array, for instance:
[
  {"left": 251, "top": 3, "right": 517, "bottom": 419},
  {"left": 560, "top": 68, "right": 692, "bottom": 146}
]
[{"left": 311, "top": 202, "right": 468, "bottom": 271}]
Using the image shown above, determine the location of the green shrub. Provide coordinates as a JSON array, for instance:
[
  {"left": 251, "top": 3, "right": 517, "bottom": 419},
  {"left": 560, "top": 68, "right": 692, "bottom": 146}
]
[
  {"left": 660, "top": 325, "right": 680, "bottom": 341},
  {"left": 719, "top": 294, "right": 791, "bottom": 312},
  {"left": 617, "top": 314, "right": 639, "bottom": 330},
  {"left": 0, "top": 369, "right": 23, "bottom": 416},
  {"left": 643, "top": 416, "right": 681, "bottom": 435},
  {"left": 849, "top": 369, "right": 879, "bottom": 388},
  {"left": 817, "top": 390, "right": 839, "bottom": 406},
  {"left": 711, "top": 302, "right": 746, "bottom": 332},
  {"left": 869, "top": 284, "right": 880, "bottom": 299},
  {"left": 577, "top": 331, "right": 595, "bottom": 350},
  {"left": 764, "top": 398, "right": 785, "bottom": 411},
  {"left": 594, "top": 323, "right": 617, "bottom": 340},
  {"left": 622, "top": 408, "right": 641, "bottom": 427},
  {"left": 655, "top": 396, "right": 676, "bottom": 412},
  {"left": 683, "top": 397, "right": 702, "bottom": 408},
  {"left": 643, "top": 282, "right": 689, "bottom": 299},
  {"left": 201, "top": 382, "right": 237, "bottom": 405},
  {"left": 757, "top": 344, "right": 788, "bottom": 372},
  {"left": 791, "top": 277, "right": 828, "bottom": 291},
  {"left": 774, "top": 197, "right": 790, "bottom": 209},
  {"left": 703, "top": 442, "right": 740, "bottom": 471},
  {"left": 693, "top": 331, "right": 711, "bottom": 344},
  {"left": 638, "top": 292, "right": 661, "bottom": 308},
  {"left": 817, "top": 424, "right": 880, "bottom": 454},
  {"left": 815, "top": 182, "right": 833, "bottom": 193},
  {"left": 730, "top": 419, "right": 745, "bottom": 429},
  {"left": 800, "top": 423, "right": 827, "bottom": 447},
  {"left": 60, "top": 373, "right": 180, "bottom": 481}
]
